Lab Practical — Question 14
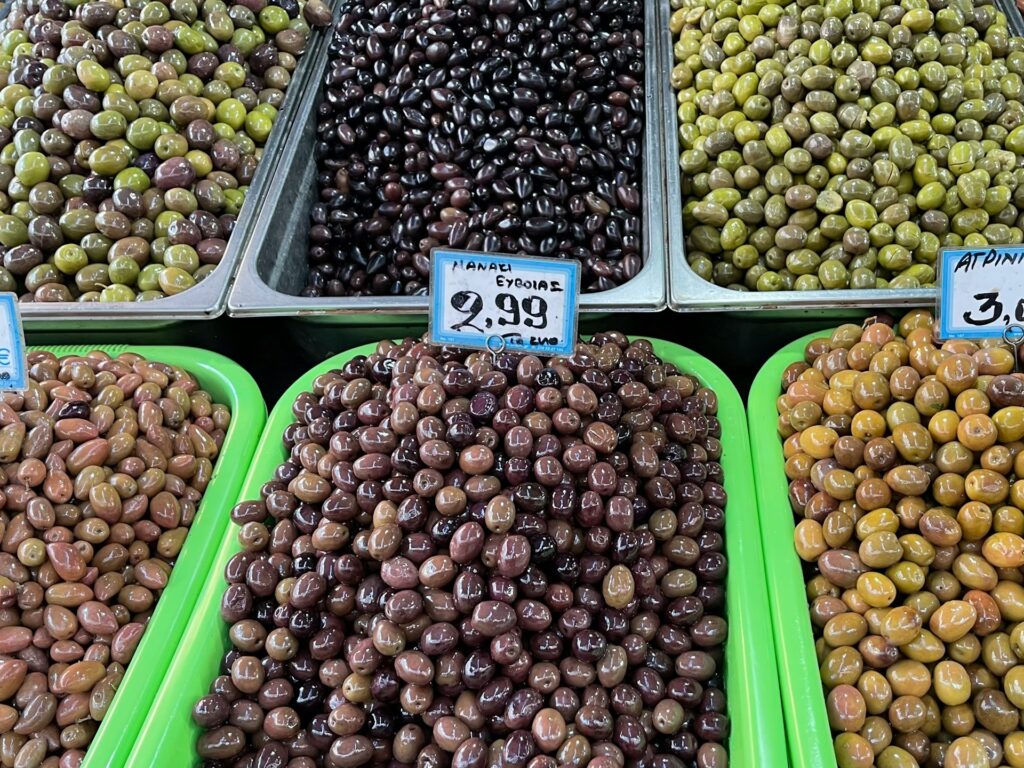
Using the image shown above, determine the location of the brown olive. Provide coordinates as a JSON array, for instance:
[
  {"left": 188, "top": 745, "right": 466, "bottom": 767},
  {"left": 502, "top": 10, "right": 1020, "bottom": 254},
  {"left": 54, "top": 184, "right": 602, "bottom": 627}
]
[{"left": 0, "top": 350, "right": 230, "bottom": 763}]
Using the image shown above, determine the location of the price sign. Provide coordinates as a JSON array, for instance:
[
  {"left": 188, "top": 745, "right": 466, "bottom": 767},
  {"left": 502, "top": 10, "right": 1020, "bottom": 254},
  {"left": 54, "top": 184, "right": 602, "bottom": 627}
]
[
  {"left": 428, "top": 249, "right": 581, "bottom": 356},
  {"left": 937, "top": 246, "right": 1024, "bottom": 340},
  {"left": 0, "top": 295, "right": 26, "bottom": 392}
]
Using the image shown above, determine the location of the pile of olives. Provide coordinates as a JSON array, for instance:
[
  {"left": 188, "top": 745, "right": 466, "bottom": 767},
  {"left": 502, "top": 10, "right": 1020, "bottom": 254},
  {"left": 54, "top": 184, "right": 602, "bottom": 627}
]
[
  {"left": 193, "top": 334, "right": 732, "bottom": 767},
  {"left": 303, "top": 0, "right": 646, "bottom": 297},
  {"left": 0, "top": 0, "right": 330, "bottom": 303},
  {"left": 778, "top": 310, "right": 1024, "bottom": 766},
  {"left": 671, "top": 0, "right": 1024, "bottom": 292},
  {"left": 0, "top": 349, "right": 231, "bottom": 767}
]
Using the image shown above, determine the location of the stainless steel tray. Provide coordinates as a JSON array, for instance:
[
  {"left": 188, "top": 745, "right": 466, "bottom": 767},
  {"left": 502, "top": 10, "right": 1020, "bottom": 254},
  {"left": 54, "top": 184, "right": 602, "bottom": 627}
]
[
  {"left": 228, "top": 0, "right": 667, "bottom": 319},
  {"left": 1000, "top": 0, "right": 1024, "bottom": 37},
  {"left": 12, "top": 8, "right": 337, "bottom": 331},
  {"left": 660, "top": 0, "right": 966, "bottom": 313}
]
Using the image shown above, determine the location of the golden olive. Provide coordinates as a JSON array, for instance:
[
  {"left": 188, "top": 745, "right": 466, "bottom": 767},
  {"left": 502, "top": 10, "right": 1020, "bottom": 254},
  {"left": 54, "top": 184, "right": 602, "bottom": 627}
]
[
  {"left": 957, "top": 414, "right": 998, "bottom": 452},
  {"left": 891, "top": 423, "right": 933, "bottom": 462},
  {"left": 981, "top": 532, "right": 1024, "bottom": 568},
  {"left": 933, "top": 660, "right": 971, "bottom": 706},
  {"left": 881, "top": 606, "right": 922, "bottom": 646},
  {"left": 928, "top": 600, "right": 977, "bottom": 643},
  {"left": 857, "top": 572, "right": 897, "bottom": 608},
  {"left": 801, "top": 425, "right": 840, "bottom": 459},
  {"left": 943, "top": 736, "right": 989, "bottom": 768},
  {"left": 928, "top": 409, "right": 960, "bottom": 443}
]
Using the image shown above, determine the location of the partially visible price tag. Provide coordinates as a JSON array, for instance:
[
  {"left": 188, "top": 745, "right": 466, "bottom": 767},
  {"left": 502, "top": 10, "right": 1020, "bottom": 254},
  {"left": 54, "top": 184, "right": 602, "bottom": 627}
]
[
  {"left": 0, "top": 295, "right": 26, "bottom": 392},
  {"left": 937, "top": 245, "right": 1024, "bottom": 340},
  {"left": 428, "top": 249, "right": 580, "bottom": 356}
]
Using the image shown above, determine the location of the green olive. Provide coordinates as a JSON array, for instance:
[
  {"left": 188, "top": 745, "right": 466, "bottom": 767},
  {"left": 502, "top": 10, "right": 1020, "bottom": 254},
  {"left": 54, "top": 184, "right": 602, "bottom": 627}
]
[
  {"left": 14, "top": 151, "right": 49, "bottom": 186},
  {"left": 163, "top": 244, "right": 200, "bottom": 274},
  {"left": 99, "top": 284, "right": 136, "bottom": 302},
  {"left": 90, "top": 110, "right": 128, "bottom": 141},
  {"left": 157, "top": 266, "right": 196, "bottom": 295},
  {"left": 0, "top": 0, "right": 317, "bottom": 304},
  {"left": 75, "top": 60, "right": 112, "bottom": 92},
  {"left": 108, "top": 257, "right": 141, "bottom": 286},
  {"left": 0, "top": 215, "right": 28, "bottom": 247},
  {"left": 53, "top": 244, "right": 88, "bottom": 275},
  {"left": 125, "top": 117, "right": 161, "bottom": 150},
  {"left": 88, "top": 144, "right": 132, "bottom": 176},
  {"left": 215, "top": 98, "right": 247, "bottom": 130}
]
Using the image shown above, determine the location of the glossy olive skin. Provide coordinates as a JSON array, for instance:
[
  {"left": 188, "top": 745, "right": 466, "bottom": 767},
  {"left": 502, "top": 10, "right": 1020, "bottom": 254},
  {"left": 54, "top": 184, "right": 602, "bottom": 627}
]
[
  {"left": 780, "top": 311, "right": 1024, "bottom": 767},
  {"left": 672, "top": 0, "right": 1024, "bottom": 293},
  {"left": 195, "top": 334, "right": 732, "bottom": 767},
  {"left": 0, "top": 0, "right": 331, "bottom": 301}
]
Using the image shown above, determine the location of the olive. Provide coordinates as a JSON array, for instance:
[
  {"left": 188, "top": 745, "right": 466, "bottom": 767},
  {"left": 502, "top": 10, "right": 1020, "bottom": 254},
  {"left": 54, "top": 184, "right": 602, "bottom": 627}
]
[
  {"left": 194, "top": 334, "right": 735, "bottom": 765},
  {"left": 0, "top": 348, "right": 230, "bottom": 764},
  {"left": 299, "top": 0, "right": 647, "bottom": 296}
]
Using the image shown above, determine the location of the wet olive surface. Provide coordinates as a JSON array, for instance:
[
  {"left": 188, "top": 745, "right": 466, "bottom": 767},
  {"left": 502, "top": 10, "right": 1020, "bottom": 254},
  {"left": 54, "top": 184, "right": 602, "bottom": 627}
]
[
  {"left": 779, "top": 310, "right": 1024, "bottom": 768},
  {"left": 672, "top": 0, "right": 1024, "bottom": 293},
  {"left": 0, "top": 0, "right": 330, "bottom": 303},
  {"left": 0, "top": 350, "right": 229, "bottom": 767},
  {"left": 303, "top": 0, "right": 645, "bottom": 298},
  {"left": 194, "top": 333, "right": 731, "bottom": 768}
]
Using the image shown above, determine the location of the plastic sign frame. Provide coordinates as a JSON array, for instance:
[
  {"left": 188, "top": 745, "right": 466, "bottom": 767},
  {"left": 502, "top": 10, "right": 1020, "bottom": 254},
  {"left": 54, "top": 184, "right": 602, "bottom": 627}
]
[
  {"left": 428, "top": 249, "right": 581, "bottom": 357},
  {"left": 0, "top": 294, "right": 27, "bottom": 392},
  {"left": 936, "top": 245, "right": 1024, "bottom": 340}
]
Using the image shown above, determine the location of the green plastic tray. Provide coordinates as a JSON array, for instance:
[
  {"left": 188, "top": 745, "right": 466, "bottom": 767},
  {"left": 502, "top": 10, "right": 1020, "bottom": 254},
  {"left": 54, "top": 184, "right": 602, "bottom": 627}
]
[
  {"left": 31, "top": 346, "right": 266, "bottom": 768},
  {"left": 129, "top": 338, "right": 786, "bottom": 767},
  {"left": 748, "top": 329, "right": 845, "bottom": 768}
]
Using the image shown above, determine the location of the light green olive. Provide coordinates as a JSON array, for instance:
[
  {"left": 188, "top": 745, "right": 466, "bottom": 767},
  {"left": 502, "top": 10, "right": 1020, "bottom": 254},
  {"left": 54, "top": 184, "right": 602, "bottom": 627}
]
[
  {"left": 157, "top": 266, "right": 196, "bottom": 295},
  {"left": 53, "top": 244, "right": 88, "bottom": 275}
]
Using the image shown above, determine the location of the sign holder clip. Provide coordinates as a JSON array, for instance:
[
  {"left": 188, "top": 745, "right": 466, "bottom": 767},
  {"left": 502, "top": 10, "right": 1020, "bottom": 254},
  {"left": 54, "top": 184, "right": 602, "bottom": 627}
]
[
  {"left": 1003, "top": 324, "right": 1024, "bottom": 373},
  {"left": 485, "top": 335, "right": 506, "bottom": 366}
]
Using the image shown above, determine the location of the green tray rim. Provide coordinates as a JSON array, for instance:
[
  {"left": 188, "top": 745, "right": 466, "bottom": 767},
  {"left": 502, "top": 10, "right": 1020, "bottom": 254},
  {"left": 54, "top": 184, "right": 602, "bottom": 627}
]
[
  {"left": 747, "top": 328, "right": 842, "bottom": 768},
  {"left": 30, "top": 346, "right": 267, "bottom": 768},
  {"left": 130, "top": 338, "right": 787, "bottom": 767}
]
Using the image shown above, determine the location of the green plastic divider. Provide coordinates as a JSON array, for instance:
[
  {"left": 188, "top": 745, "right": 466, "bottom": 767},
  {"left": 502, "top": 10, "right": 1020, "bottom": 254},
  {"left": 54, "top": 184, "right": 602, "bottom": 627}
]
[
  {"left": 129, "top": 338, "right": 786, "bottom": 767},
  {"left": 747, "top": 329, "right": 841, "bottom": 768},
  {"left": 31, "top": 346, "right": 266, "bottom": 768}
]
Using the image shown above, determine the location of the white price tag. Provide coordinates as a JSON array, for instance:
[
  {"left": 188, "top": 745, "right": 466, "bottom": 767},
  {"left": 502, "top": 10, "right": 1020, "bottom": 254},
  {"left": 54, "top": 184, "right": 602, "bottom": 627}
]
[
  {"left": 428, "top": 249, "right": 581, "bottom": 356},
  {"left": 937, "top": 246, "right": 1024, "bottom": 339},
  {"left": 0, "top": 295, "right": 26, "bottom": 392}
]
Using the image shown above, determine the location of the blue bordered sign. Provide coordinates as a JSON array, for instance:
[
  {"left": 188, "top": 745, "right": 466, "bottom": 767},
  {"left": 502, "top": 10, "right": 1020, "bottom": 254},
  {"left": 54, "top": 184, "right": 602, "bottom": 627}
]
[
  {"left": 0, "top": 295, "right": 26, "bottom": 392},
  {"left": 937, "top": 245, "right": 1024, "bottom": 339},
  {"left": 428, "top": 249, "right": 580, "bottom": 356}
]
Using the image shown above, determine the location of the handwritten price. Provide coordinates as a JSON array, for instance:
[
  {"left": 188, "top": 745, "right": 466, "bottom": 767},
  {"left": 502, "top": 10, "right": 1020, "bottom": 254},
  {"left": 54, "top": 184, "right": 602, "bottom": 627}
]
[
  {"left": 939, "top": 246, "right": 1024, "bottom": 340},
  {"left": 449, "top": 291, "right": 549, "bottom": 333},
  {"left": 962, "top": 292, "right": 1024, "bottom": 328},
  {"left": 429, "top": 250, "right": 579, "bottom": 356}
]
